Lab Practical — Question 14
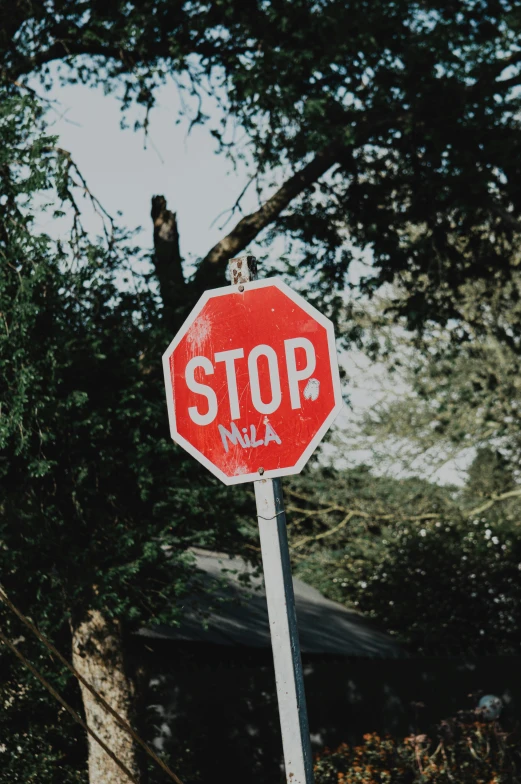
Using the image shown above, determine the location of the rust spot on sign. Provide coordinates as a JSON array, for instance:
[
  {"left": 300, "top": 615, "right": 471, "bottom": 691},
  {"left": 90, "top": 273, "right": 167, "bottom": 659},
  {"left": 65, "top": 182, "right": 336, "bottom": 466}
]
[{"left": 230, "top": 255, "right": 258, "bottom": 285}]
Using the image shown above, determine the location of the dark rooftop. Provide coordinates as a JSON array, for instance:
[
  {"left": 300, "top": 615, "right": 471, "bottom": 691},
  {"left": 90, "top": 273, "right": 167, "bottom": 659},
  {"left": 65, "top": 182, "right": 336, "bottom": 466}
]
[{"left": 138, "top": 549, "right": 403, "bottom": 659}]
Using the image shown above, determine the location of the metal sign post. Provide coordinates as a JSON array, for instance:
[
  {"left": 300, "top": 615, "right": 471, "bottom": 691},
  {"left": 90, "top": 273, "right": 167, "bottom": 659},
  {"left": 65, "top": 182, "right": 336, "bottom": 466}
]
[
  {"left": 230, "top": 256, "right": 314, "bottom": 784},
  {"left": 255, "top": 478, "right": 314, "bottom": 784}
]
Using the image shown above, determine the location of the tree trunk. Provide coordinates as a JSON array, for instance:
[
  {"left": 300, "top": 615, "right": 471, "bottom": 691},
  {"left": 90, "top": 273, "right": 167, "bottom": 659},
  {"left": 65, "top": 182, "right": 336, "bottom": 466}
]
[{"left": 72, "top": 610, "right": 142, "bottom": 784}]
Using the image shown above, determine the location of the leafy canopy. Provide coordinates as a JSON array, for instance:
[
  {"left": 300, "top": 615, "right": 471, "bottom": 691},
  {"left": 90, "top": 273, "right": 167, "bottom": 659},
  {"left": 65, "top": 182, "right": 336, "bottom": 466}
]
[
  {"left": 0, "top": 89, "right": 252, "bottom": 634},
  {"left": 3, "top": 1, "right": 521, "bottom": 326},
  {"left": 288, "top": 455, "right": 521, "bottom": 656}
]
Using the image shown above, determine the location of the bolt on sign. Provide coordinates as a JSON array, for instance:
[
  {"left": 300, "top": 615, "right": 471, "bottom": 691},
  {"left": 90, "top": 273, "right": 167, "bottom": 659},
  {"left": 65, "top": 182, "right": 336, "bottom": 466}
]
[{"left": 162, "top": 278, "right": 343, "bottom": 485}]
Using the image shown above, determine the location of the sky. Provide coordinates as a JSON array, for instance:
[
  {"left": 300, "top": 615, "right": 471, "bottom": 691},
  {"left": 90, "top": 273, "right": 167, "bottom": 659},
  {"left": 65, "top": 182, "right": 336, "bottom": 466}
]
[
  {"left": 32, "top": 70, "right": 261, "bottom": 264},
  {"left": 27, "top": 68, "right": 472, "bottom": 486}
]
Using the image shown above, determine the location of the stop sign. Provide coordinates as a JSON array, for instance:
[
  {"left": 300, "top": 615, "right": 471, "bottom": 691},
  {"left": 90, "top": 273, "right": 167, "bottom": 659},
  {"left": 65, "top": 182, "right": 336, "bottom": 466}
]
[{"left": 162, "top": 278, "right": 342, "bottom": 485}]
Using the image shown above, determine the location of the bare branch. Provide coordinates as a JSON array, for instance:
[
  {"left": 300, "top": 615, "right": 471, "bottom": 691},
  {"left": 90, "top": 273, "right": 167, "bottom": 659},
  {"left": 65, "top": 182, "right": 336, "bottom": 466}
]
[
  {"left": 466, "top": 488, "right": 521, "bottom": 518},
  {"left": 292, "top": 512, "right": 355, "bottom": 549},
  {"left": 285, "top": 485, "right": 521, "bottom": 552},
  {"left": 193, "top": 142, "right": 344, "bottom": 288},
  {"left": 210, "top": 170, "right": 258, "bottom": 231},
  {"left": 54, "top": 147, "right": 115, "bottom": 244},
  {"left": 151, "top": 196, "right": 187, "bottom": 328}
]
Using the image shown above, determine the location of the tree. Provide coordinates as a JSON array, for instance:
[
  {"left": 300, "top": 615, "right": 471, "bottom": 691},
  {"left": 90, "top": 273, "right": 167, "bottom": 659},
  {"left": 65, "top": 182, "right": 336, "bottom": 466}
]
[
  {"left": 3, "top": 1, "right": 521, "bottom": 779},
  {"left": 344, "top": 263, "right": 521, "bottom": 483},
  {"left": 0, "top": 90, "right": 252, "bottom": 782},
  {"left": 2, "top": 1, "right": 521, "bottom": 325},
  {"left": 286, "top": 458, "right": 521, "bottom": 656}
]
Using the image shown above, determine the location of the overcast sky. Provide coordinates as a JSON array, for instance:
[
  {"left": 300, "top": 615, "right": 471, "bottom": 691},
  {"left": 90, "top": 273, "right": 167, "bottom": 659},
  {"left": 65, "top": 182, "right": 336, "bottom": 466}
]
[{"left": 31, "top": 69, "right": 269, "bottom": 267}]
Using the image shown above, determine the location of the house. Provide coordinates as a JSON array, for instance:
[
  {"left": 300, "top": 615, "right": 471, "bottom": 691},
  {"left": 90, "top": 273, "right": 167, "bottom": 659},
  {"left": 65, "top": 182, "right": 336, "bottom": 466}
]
[
  {"left": 137, "top": 548, "right": 403, "bottom": 659},
  {"left": 134, "top": 549, "right": 518, "bottom": 783},
  {"left": 135, "top": 549, "right": 407, "bottom": 783}
]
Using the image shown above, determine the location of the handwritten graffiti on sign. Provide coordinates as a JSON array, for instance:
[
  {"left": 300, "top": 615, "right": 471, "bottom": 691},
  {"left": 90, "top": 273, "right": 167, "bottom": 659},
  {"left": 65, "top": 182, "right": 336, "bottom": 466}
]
[{"left": 163, "top": 279, "right": 342, "bottom": 485}]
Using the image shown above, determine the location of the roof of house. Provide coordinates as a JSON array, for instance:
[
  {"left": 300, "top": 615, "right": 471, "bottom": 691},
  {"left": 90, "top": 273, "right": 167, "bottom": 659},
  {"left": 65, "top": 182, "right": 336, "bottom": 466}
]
[{"left": 138, "top": 548, "right": 403, "bottom": 658}]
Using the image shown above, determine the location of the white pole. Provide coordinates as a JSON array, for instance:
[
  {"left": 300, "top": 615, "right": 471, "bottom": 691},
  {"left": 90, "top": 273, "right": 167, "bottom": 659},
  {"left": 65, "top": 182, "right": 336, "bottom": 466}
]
[
  {"left": 255, "top": 477, "right": 314, "bottom": 784},
  {"left": 229, "top": 256, "right": 314, "bottom": 784}
]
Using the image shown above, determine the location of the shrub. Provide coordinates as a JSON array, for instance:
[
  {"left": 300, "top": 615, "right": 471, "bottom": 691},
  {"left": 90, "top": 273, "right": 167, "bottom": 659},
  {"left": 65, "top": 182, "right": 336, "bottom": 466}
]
[{"left": 314, "top": 719, "right": 521, "bottom": 783}]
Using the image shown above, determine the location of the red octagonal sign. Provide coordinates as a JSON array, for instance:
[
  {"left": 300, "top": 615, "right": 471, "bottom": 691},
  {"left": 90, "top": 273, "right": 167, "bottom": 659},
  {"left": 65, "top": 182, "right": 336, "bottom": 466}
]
[{"left": 162, "top": 278, "right": 343, "bottom": 485}]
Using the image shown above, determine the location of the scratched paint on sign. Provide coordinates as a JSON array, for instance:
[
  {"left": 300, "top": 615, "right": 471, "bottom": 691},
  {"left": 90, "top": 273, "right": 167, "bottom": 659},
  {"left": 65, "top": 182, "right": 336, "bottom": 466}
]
[
  {"left": 303, "top": 378, "right": 320, "bottom": 401},
  {"left": 186, "top": 313, "right": 212, "bottom": 349}
]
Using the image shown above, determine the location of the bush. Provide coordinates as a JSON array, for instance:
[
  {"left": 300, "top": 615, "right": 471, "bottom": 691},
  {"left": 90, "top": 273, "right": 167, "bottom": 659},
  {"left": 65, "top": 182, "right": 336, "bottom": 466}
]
[
  {"left": 346, "top": 514, "right": 521, "bottom": 656},
  {"left": 291, "top": 464, "right": 521, "bottom": 655},
  {"left": 314, "top": 719, "right": 521, "bottom": 783}
]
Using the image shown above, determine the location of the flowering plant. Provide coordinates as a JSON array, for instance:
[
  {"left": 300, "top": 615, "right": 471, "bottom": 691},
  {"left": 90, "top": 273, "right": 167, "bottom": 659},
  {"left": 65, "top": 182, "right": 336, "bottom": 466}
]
[{"left": 314, "top": 719, "right": 521, "bottom": 783}]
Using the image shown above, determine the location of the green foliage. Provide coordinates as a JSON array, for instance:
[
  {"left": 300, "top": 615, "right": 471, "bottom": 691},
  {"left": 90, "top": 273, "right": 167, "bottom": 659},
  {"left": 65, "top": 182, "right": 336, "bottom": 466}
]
[
  {"left": 2, "top": 92, "right": 170, "bottom": 630},
  {"left": 0, "top": 87, "right": 252, "bottom": 781},
  {"left": 3, "top": 1, "right": 521, "bottom": 777},
  {"left": 356, "top": 271, "right": 521, "bottom": 476},
  {"left": 3, "top": 2, "right": 521, "bottom": 325},
  {"left": 314, "top": 721, "right": 521, "bottom": 784},
  {"left": 343, "top": 513, "right": 521, "bottom": 656},
  {"left": 0, "top": 87, "right": 251, "bottom": 629},
  {"left": 290, "top": 459, "right": 521, "bottom": 655},
  {"left": 0, "top": 651, "right": 87, "bottom": 784},
  {"left": 466, "top": 449, "right": 518, "bottom": 500}
]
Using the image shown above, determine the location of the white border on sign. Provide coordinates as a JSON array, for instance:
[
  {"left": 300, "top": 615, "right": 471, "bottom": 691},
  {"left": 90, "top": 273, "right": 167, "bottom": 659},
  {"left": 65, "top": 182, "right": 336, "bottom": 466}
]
[{"left": 162, "top": 277, "right": 344, "bottom": 486}]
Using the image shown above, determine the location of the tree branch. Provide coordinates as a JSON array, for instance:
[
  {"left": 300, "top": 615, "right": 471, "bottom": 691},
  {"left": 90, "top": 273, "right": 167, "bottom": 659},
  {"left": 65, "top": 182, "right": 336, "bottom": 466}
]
[
  {"left": 476, "top": 50, "right": 521, "bottom": 83},
  {"left": 466, "top": 487, "right": 521, "bottom": 517},
  {"left": 9, "top": 19, "right": 243, "bottom": 80},
  {"left": 9, "top": 40, "right": 130, "bottom": 79},
  {"left": 193, "top": 142, "right": 344, "bottom": 289},
  {"left": 492, "top": 72, "right": 521, "bottom": 93},
  {"left": 469, "top": 50, "right": 521, "bottom": 95},
  {"left": 292, "top": 512, "right": 355, "bottom": 549},
  {"left": 151, "top": 195, "right": 186, "bottom": 328},
  {"left": 285, "top": 485, "right": 521, "bottom": 552}
]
